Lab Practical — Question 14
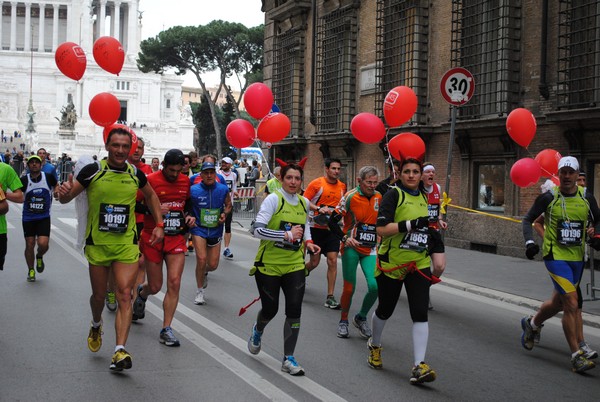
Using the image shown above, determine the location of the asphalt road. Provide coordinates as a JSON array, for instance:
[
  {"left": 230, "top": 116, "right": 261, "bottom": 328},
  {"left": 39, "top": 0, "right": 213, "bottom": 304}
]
[{"left": 1, "top": 202, "right": 600, "bottom": 401}]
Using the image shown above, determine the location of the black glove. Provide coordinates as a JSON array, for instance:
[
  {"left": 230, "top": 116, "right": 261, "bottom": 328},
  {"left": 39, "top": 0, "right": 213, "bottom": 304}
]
[
  {"left": 410, "top": 216, "right": 430, "bottom": 231},
  {"left": 590, "top": 236, "right": 600, "bottom": 251},
  {"left": 525, "top": 243, "right": 539, "bottom": 260}
]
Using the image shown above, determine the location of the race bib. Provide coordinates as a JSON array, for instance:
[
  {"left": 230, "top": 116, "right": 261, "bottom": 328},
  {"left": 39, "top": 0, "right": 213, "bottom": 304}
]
[
  {"left": 352, "top": 223, "right": 377, "bottom": 248},
  {"left": 275, "top": 221, "right": 304, "bottom": 251},
  {"left": 99, "top": 203, "right": 129, "bottom": 233},
  {"left": 27, "top": 197, "right": 47, "bottom": 214},
  {"left": 428, "top": 204, "right": 440, "bottom": 222},
  {"left": 164, "top": 210, "right": 185, "bottom": 236},
  {"left": 200, "top": 208, "right": 221, "bottom": 228},
  {"left": 225, "top": 179, "right": 233, "bottom": 191},
  {"left": 557, "top": 219, "right": 583, "bottom": 246},
  {"left": 399, "top": 228, "right": 429, "bottom": 252}
]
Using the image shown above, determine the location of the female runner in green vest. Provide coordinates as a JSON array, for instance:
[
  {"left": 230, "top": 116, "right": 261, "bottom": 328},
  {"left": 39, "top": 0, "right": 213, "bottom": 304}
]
[
  {"left": 246, "top": 163, "right": 321, "bottom": 376},
  {"left": 369, "top": 158, "right": 440, "bottom": 385}
]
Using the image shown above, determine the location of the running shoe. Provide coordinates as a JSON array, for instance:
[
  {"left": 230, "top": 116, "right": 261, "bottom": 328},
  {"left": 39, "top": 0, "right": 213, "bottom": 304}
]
[
  {"left": 247, "top": 324, "right": 262, "bottom": 355},
  {"left": 367, "top": 337, "right": 383, "bottom": 369},
  {"left": 187, "top": 240, "right": 194, "bottom": 252},
  {"left": 281, "top": 356, "right": 305, "bottom": 376},
  {"left": 352, "top": 314, "right": 372, "bottom": 339},
  {"left": 337, "top": 320, "right": 349, "bottom": 338},
  {"left": 324, "top": 296, "right": 341, "bottom": 310},
  {"left": 159, "top": 326, "right": 181, "bottom": 347},
  {"left": 87, "top": 321, "right": 103, "bottom": 353},
  {"left": 520, "top": 315, "right": 539, "bottom": 351},
  {"left": 26, "top": 269, "right": 36, "bottom": 282},
  {"left": 223, "top": 248, "right": 234, "bottom": 260},
  {"left": 105, "top": 291, "right": 117, "bottom": 312},
  {"left": 580, "top": 341, "right": 599, "bottom": 360},
  {"left": 110, "top": 348, "right": 132, "bottom": 371},
  {"left": 35, "top": 255, "right": 45, "bottom": 273},
  {"left": 194, "top": 289, "right": 205, "bottom": 305},
  {"left": 132, "top": 284, "right": 146, "bottom": 320},
  {"left": 571, "top": 349, "right": 596, "bottom": 373},
  {"left": 410, "top": 362, "right": 437, "bottom": 384}
]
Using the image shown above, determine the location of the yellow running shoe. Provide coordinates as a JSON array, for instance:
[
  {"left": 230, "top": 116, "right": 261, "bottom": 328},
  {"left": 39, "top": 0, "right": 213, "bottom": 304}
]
[
  {"left": 110, "top": 349, "right": 133, "bottom": 371},
  {"left": 87, "top": 322, "right": 103, "bottom": 353},
  {"left": 410, "top": 362, "right": 437, "bottom": 384},
  {"left": 367, "top": 338, "right": 383, "bottom": 369}
]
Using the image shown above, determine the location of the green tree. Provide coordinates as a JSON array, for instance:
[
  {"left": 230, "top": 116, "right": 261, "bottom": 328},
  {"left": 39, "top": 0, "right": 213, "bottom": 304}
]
[{"left": 137, "top": 21, "right": 264, "bottom": 159}]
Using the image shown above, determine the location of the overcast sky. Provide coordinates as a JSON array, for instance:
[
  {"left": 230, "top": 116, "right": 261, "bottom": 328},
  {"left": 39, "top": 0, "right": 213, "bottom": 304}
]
[{"left": 139, "top": 0, "right": 265, "bottom": 87}]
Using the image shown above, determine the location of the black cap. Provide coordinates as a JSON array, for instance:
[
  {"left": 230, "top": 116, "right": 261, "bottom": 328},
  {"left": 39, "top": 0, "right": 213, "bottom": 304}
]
[{"left": 163, "top": 149, "right": 185, "bottom": 166}]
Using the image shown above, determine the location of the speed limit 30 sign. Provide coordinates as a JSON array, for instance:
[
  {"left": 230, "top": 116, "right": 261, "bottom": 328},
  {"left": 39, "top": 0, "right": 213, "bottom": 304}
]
[{"left": 440, "top": 67, "right": 475, "bottom": 106}]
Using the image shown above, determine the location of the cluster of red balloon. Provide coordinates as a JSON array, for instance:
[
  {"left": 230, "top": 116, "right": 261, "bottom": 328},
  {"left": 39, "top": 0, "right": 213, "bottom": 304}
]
[
  {"left": 226, "top": 83, "right": 292, "bottom": 149},
  {"left": 506, "top": 108, "right": 552, "bottom": 188},
  {"left": 55, "top": 36, "right": 125, "bottom": 81},
  {"left": 350, "top": 86, "right": 424, "bottom": 161},
  {"left": 55, "top": 37, "right": 131, "bottom": 152}
]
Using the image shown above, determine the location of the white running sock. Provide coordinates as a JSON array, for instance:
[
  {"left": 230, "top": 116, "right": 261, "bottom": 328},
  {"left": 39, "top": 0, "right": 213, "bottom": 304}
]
[
  {"left": 412, "top": 322, "right": 429, "bottom": 366},
  {"left": 371, "top": 312, "right": 387, "bottom": 346}
]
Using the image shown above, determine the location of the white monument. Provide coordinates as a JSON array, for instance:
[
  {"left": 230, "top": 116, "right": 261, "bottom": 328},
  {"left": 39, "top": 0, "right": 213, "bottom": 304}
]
[{"left": 0, "top": 0, "right": 194, "bottom": 160}]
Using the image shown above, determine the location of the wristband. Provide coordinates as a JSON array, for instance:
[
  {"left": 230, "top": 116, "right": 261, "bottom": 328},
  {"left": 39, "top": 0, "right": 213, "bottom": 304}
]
[
  {"left": 305, "top": 239, "right": 314, "bottom": 245},
  {"left": 341, "top": 235, "right": 348, "bottom": 243},
  {"left": 156, "top": 222, "right": 165, "bottom": 228}
]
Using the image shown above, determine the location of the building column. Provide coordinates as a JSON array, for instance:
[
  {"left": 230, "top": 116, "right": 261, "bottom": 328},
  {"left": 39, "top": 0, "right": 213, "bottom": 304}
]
[
  {"left": 0, "top": 2, "right": 4, "bottom": 50},
  {"left": 97, "top": 0, "right": 106, "bottom": 38},
  {"left": 38, "top": 3, "right": 46, "bottom": 52},
  {"left": 113, "top": 1, "right": 121, "bottom": 42},
  {"left": 24, "top": 2, "right": 32, "bottom": 52},
  {"left": 127, "top": 0, "right": 139, "bottom": 55},
  {"left": 10, "top": 1, "right": 17, "bottom": 51},
  {"left": 52, "top": 3, "right": 59, "bottom": 51}
]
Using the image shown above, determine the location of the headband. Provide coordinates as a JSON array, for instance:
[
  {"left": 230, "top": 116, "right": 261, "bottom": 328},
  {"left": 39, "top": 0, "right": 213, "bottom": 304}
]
[{"left": 423, "top": 164, "right": 435, "bottom": 173}]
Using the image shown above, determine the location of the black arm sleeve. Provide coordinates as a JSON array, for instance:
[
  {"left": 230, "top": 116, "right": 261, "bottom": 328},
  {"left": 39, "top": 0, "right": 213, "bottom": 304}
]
[
  {"left": 377, "top": 187, "right": 400, "bottom": 227},
  {"left": 135, "top": 201, "right": 150, "bottom": 215},
  {"left": 585, "top": 192, "right": 600, "bottom": 234},
  {"left": 522, "top": 192, "right": 553, "bottom": 243},
  {"left": 184, "top": 198, "right": 194, "bottom": 215},
  {"left": 327, "top": 211, "right": 345, "bottom": 240}
]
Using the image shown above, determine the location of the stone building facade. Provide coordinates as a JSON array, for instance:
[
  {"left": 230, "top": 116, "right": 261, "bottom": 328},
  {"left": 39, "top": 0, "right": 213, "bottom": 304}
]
[{"left": 259, "top": 0, "right": 600, "bottom": 258}]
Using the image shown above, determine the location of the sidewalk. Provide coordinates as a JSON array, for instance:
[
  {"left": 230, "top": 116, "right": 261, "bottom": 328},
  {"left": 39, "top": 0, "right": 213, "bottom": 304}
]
[{"left": 231, "top": 217, "right": 600, "bottom": 328}]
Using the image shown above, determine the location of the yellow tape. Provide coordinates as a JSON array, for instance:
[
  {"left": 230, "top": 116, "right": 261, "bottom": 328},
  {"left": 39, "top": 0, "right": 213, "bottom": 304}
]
[{"left": 441, "top": 192, "right": 522, "bottom": 223}]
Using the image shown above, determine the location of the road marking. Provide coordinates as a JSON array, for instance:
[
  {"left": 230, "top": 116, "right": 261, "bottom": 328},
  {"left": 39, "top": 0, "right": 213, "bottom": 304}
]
[
  {"left": 145, "top": 303, "right": 298, "bottom": 402},
  {"left": 153, "top": 293, "right": 347, "bottom": 402}
]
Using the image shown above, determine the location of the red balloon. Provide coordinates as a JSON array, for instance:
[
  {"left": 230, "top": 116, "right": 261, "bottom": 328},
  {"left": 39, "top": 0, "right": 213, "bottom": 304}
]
[
  {"left": 388, "top": 132, "right": 426, "bottom": 161},
  {"left": 93, "top": 36, "right": 125, "bottom": 75},
  {"left": 257, "top": 113, "right": 291, "bottom": 143},
  {"left": 244, "top": 83, "right": 274, "bottom": 120},
  {"left": 55, "top": 42, "right": 87, "bottom": 81},
  {"left": 226, "top": 119, "right": 256, "bottom": 148},
  {"left": 350, "top": 113, "right": 386, "bottom": 144},
  {"left": 383, "top": 86, "right": 418, "bottom": 128},
  {"left": 534, "top": 149, "right": 562, "bottom": 178},
  {"left": 506, "top": 108, "right": 537, "bottom": 148},
  {"left": 89, "top": 92, "right": 121, "bottom": 127},
  {"left": 102, "top": 123, "right": 137, "bottom": 156},
  {"left": 510, "top": 158, "right": 541, "bottom": 188}
]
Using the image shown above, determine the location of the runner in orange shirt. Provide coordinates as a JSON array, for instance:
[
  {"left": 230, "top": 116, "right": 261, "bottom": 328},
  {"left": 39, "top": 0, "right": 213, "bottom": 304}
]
[{"left": 304, "top": 158, "right": 347, "bottom": 309}]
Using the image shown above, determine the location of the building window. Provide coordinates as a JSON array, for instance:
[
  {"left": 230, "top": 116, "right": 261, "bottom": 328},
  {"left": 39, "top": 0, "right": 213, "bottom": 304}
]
[
  {"left": 315, "top": 6, "right": 358, "bottom": 133},
  {"left": 476, "top": 163, "right": 505, "bottom": 212},
  {"left": 557, "top": 1, "right": 600, "bottom": 109},
  {"left": 451, "top": 0, "right": 521, "bottom": 119},
  {"left": 273, "top": 27, "right": 305, "bottom": 138},
  {"left": 376, "top": 0, "right": 429, "bottom": 125},
  {"left": 116, "top": 81, "right": 130, "bottom": 91},
  {"left": 166, "top": 99, "right": 171, "bottom": 109}
]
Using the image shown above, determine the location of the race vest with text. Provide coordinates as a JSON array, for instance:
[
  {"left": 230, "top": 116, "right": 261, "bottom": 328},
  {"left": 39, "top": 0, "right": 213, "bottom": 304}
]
[
  {"left": 23, "top": 172, "right": 52, "bottom": 221},
  {"left": 338, "top": 186, "right": 382, "bottom": 256},
  {"left": 377, "top": 187, "right": 431, "bottom": 279},
  {"left": 85, "top": 160, "right": 140, "bottom": 245},
  {"left": 543, "top": 186, "right": 590, "bottom": 261},
  {"left": 253, "top": 192, "right": 308, "bottom": 275},
  {"left": 426, "top": 183, "right": 441, "bottom": 230},
  {"left": 189, "top": 180, "right": 229, "bottom": 239}
]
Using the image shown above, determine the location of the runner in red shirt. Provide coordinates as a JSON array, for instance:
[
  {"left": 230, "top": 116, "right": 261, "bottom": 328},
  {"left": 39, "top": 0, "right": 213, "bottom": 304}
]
[{"left": 132, "top": 149, "right": 195, "bottom": 347}]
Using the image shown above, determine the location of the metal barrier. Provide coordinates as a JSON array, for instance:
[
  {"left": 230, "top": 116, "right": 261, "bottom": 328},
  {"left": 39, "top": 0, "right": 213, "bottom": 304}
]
[
  {"left": 585, "top": 248, "right": 599, "bottom": 301},
  {"left": 232, "top": 187, "right": 257, "bottom": 223}
]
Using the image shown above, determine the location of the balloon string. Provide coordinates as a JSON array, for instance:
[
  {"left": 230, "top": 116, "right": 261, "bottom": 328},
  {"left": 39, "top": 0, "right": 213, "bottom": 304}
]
[{"left": 384, "top": 128, "right": 397, "bottom": 180}]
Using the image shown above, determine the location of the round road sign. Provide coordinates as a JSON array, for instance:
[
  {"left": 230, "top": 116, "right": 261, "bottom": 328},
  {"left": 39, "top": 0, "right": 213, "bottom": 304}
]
[{"left": 440, "top": 67, "right": 475, "bottom": 106}]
